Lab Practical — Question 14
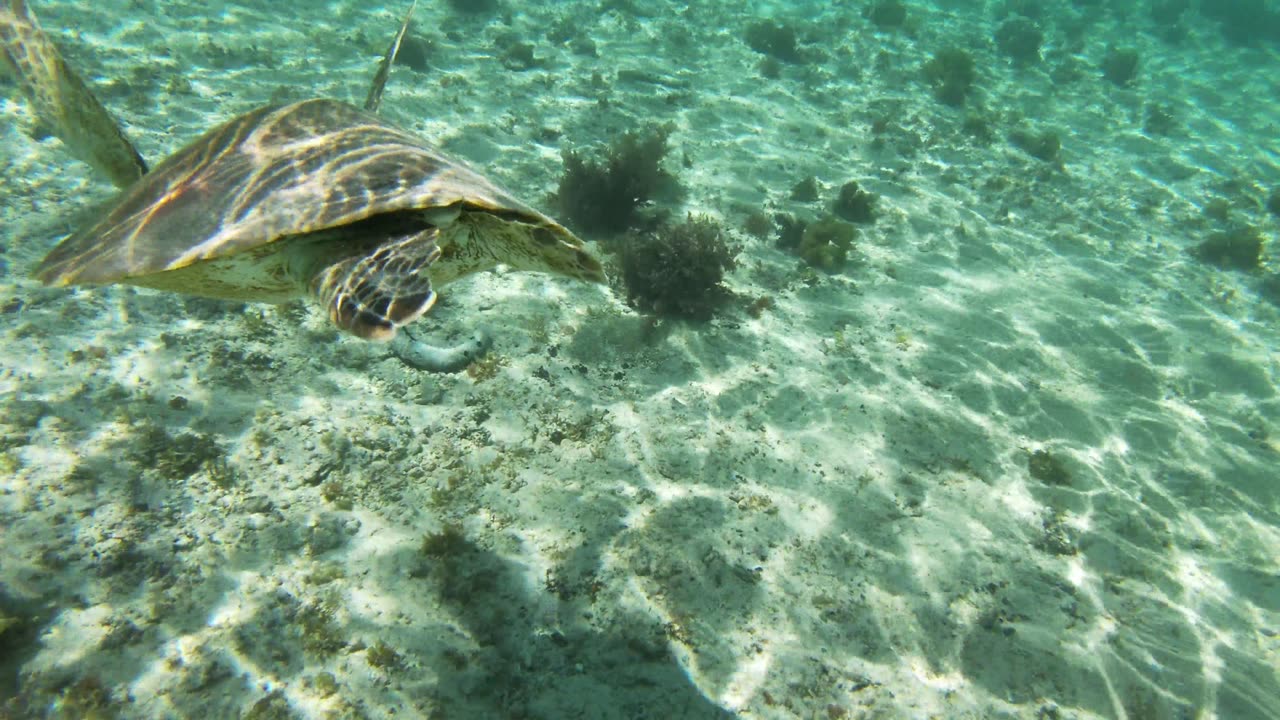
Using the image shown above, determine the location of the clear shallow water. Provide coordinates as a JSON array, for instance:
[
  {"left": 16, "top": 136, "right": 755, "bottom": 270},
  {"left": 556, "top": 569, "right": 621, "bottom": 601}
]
[{"left": 1, "top": 1, "right": 1277, "bottom": 718}]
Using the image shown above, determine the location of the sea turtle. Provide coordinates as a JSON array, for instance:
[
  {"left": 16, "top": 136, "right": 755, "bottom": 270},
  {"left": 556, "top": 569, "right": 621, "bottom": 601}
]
[
  {"left": 2, "top": 0, "right": 604, "bottom": 368},
  {"left": 34, "top": 97, "right": 607, "bottom": 343}
]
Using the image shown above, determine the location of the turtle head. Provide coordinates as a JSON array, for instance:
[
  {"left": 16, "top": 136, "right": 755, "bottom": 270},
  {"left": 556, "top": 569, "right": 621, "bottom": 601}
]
[
  {"left": 522, "top": 221, "right": 608, "bottom": 285},
  {"left": 430, "top": 208, "right": 606, "bottom": 287}
]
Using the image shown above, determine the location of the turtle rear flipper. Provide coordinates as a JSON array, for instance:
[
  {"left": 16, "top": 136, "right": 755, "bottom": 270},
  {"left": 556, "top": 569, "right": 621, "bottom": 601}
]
[
  {"left": 0, "top": 0, "right": 146, "bottom": 187},
  {"left": 309, "top": 227, "right": 441, "bottom": 341}
]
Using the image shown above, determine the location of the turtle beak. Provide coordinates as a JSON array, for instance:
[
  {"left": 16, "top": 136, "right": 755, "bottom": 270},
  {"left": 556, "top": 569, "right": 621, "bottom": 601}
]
[
  {"left": 568, "top": 243, "right": 607, "bottom": 284},
  {"left": 533, "top": 223, "right": 606, "bottom": 284}
]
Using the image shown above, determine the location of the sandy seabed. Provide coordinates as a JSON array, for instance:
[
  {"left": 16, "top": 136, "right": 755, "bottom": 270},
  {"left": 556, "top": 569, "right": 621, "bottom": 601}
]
[{"left": 1, "top": 1, "right": 1278, "bottom": 718}]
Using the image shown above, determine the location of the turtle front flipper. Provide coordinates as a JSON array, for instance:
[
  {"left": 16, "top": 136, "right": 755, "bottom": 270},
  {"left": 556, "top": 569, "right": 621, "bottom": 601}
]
[
  {"left": 308, "top": 227, "right": 442, "bottom": 341},
  {"left": 0, "top": 0, "right": 146, "bottom": 187}
]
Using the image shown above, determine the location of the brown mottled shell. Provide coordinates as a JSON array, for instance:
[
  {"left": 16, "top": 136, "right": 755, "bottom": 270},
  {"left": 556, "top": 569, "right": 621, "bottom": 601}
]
[{"left": 35, "top": 98, "right": 576, "bottom": 287}]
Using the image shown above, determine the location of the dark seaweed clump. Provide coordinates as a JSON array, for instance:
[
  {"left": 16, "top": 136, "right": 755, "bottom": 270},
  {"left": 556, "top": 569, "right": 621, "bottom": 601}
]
[
  {"left": 866, "top": 0, "right": 907, "bottom": 28},
  {"left": 556, "top": 127, "right": 677, "bottom": 236},
  {"left": 1201, "top": 197, "right": 1231, "bottom": 223},
  {"left": 1150, "top": 0, "right": 1190, "bottom": 28},
  {"left": 446, "top": 0, "right": 499, "bottom": 13},
  {"left": 923, "top": 47, "right": 976, "bottom": 106},
  {"left": 1009, "top": 127, "right": 1061, "bottom": 163},
  {"left": 1266, "top": 188, "right": 1280, "bottom": 218},
  {"left": 128, "top": 423, "right": 224, "bottom": 481},
  {"left": 776, "top": 213, "right": 807, "bottom": 250},
  {"left": 1259, "top": 274, "right": 1280, "bottom": 306},
  {"left": 962, "top": 112, "right": 996, "bottom": 143},
  {"left": 995, "top": 17, "right": 1043, "bottom": 64},
  {"left": 619, "top": 215, "right": 737, "bottom": 319},
  {"left": 1200, "top": 0, "right": 1280, "bottom": 45},
  {"left": 494, "top": 32, "right": 539, "bottom": 70},
  {"left": 1101, "top": 46, "right": 1139, "bottom": 87},
  {"left": 1143, "top": 104, "right": 1177, "bottom": 136},
  {"left": 833, "top": 181, "right": 877, "bottom": 224},
  {"left": 796, "top": 217, "right": 857, "bottom": 272},
  {"left": 0, "top": 592, "right": 45, "bottom": 703},
  {"left": 393, "top": 30, "right": 433, "bottom": 73},
  {"left": 1192, "top": 226, "right": 1265, "bottom": 271},
  {"left": 999, "top": 0, "right": 1045, "bottom": 20},
  {"left": 1028, "top": 449, "right": 1071, "bottom": 486},
  {"left": 742, "top": 211, "right": 775, "bottom": 240},
  {"left": 744, "top": 20, "right": 805, "bottom": 64},
  {"left": 790, "top": 176, "right": 820, "bottom": 202}
]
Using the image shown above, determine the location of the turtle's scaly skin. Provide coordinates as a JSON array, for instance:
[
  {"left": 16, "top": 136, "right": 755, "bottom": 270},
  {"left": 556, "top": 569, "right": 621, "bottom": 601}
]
[
  {"left": 34, "top": 99, "right": 605, "bottom": 332},
  {"left": 0, "top": 0, "right": 146, "bottom": 186}
]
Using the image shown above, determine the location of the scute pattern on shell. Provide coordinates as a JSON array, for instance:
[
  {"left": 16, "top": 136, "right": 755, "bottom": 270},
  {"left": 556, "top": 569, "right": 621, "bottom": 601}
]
[{"left": 35, "top": 99, "right": 556, "bottom": 286}]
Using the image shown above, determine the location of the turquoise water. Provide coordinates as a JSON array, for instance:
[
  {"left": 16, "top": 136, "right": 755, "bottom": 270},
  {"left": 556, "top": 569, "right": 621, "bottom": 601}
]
[{"left": 1, "top": 1, "right": 1278, "bottom": 718}]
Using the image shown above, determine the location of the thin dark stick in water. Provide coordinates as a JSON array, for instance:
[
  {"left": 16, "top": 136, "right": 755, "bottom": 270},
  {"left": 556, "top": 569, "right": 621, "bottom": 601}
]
[{"left": 364, "top": 0, "right": 418, "bottom": 113}]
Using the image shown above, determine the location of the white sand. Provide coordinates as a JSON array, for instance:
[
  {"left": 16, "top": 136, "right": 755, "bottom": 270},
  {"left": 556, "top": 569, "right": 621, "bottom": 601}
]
[{"left": 1, "top": 1, "right": 1278, "bottom": 718}]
